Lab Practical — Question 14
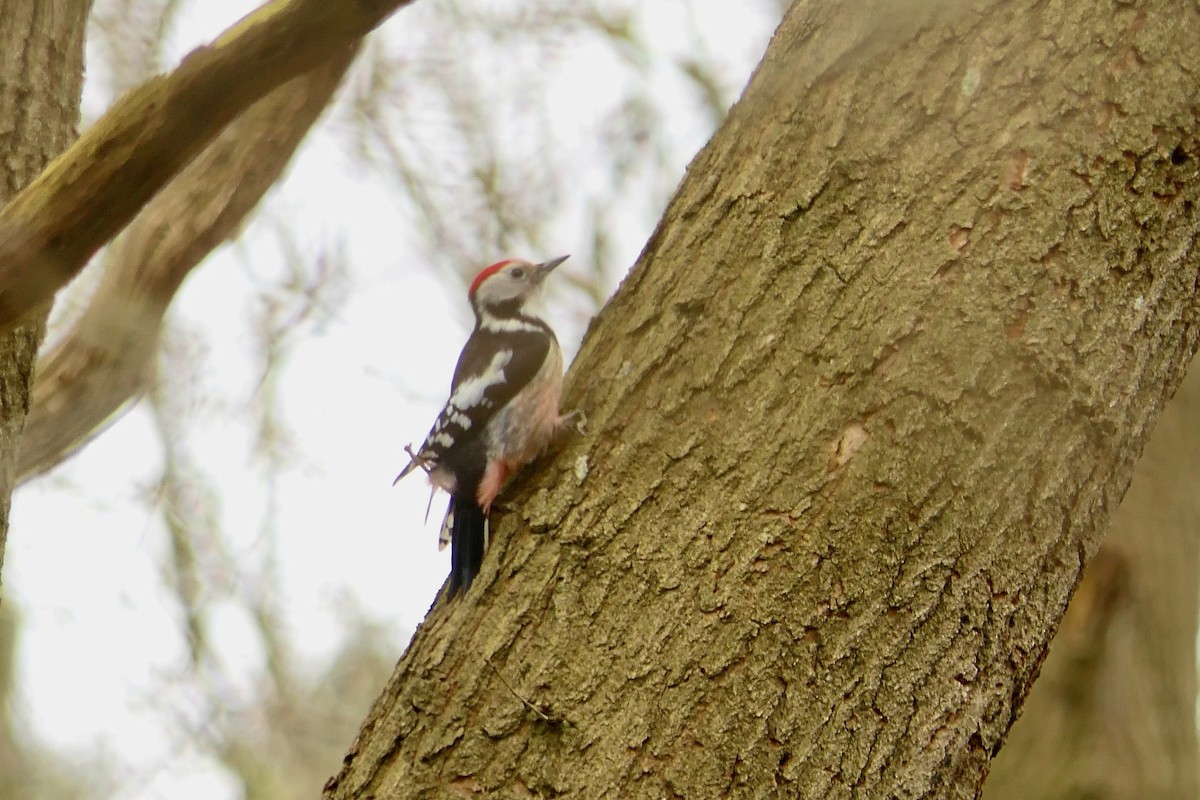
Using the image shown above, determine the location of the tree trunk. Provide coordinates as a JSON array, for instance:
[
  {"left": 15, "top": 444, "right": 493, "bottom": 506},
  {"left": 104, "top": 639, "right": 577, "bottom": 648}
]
[
  {"left": 326, "top": 0, "right": 1200, "bottom": 797},
  {"left": 984, "top": 357, "right": 1200, "bottom": 799},
  {"left": 0, "top": 0, "right": 91, "bottom": 579}
]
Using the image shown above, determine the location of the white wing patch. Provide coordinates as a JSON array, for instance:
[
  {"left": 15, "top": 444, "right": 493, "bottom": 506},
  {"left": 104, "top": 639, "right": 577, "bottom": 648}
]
[
  {"left": 413, "top": 348, "right": 514, "bottom": 464},
  {"left": 449, "top": 349, "right": 513, "bottom": 411}
]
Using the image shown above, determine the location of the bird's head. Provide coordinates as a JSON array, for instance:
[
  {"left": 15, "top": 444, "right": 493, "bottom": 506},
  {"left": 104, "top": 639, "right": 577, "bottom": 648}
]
[{"left": 469, "top": 255, "right": 568, "bottom": 316}]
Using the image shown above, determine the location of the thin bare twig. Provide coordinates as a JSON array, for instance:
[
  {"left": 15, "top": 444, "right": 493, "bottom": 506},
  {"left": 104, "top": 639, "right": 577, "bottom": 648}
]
[{"left": 483, "top": 656, "right": 554, "bottom": 724}]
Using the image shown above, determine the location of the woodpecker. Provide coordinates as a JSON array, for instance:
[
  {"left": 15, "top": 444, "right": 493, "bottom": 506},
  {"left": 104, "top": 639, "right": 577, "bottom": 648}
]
[{"left": 395, "top": 255, "right": 575, "bottom": 597}]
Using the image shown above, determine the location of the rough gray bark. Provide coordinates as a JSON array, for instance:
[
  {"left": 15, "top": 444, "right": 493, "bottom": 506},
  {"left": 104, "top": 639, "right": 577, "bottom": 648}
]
[
  {"left": 0, "top": 0, "right": 91, "bottom": 579},
  {"left": 984, "top": 358, "right": 1200, "bottom": 800},
  {"left": 326, "top": 1, "right": 1199, "bottom": 798}
]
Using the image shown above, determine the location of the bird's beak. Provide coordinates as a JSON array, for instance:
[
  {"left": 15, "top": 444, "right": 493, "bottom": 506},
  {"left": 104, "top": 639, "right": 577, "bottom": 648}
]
[{"left": 535, "top": 255, "right": 569, "bottom": 280}]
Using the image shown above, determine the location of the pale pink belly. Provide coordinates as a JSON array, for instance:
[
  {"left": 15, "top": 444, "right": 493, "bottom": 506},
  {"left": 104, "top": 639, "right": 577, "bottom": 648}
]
[{"left": 486, "top": 344, "right": 563, "bottom": 465}]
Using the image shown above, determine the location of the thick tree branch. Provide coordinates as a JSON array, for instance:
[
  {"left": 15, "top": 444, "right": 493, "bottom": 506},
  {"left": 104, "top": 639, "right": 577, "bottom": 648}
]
[
  {"left": 15, "top": 45, "right": 359, "bottom": 483},
  {"left": 0, "top": 0, "right": 411, "bottom": 331},
  {"left": 984, "top": 359, "right": 1200, "bottom": 799},
  {"left": 326, "top": 0, "right": 1200, "bottom": 796}
]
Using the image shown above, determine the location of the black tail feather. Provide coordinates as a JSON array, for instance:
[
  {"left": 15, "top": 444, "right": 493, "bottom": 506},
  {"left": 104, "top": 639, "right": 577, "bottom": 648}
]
[{"left": 448, "top": 495, "right": 488, "bottom": 597}]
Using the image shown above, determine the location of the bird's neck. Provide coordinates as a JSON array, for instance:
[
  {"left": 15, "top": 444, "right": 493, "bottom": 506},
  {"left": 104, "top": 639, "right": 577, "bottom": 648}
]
[
  {"left": 475, "top": 303, "right": 550, "bottom": 335},
  {"left": 476, "top": 298, "right": 523, "bottom": 319}
]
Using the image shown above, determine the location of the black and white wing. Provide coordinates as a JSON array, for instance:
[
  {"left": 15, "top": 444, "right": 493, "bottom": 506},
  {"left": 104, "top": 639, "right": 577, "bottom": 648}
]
[{"left": 399, "top": 326, "right": 552, "bottom": 478}]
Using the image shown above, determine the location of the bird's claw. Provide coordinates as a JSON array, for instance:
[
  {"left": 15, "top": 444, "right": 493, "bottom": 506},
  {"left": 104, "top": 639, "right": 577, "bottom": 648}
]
[{"left": 561, "top": 409, "right": 587, "bottom": 436}]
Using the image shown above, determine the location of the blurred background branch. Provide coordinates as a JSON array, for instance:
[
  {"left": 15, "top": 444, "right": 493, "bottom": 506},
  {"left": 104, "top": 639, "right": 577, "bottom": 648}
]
[{"left": 18, "top": 46, "right": 359, "bottom": 483}]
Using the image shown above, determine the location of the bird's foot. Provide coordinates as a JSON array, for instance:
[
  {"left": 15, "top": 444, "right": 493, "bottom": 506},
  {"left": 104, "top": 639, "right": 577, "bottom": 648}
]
[{"left": 560, "top": 409, "right": 587, "bottom": 436}]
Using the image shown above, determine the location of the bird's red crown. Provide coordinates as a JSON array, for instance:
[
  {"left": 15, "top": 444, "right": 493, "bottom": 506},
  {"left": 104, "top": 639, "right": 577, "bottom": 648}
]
[{"left": 469, "top": 260, "right": 515, "bottom": 298}]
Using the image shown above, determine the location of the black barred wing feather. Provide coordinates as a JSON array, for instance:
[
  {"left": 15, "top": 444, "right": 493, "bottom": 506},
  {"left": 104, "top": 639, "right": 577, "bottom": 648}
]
[{"left": 413, "top": 326, "right": 552, "bottom": 468}]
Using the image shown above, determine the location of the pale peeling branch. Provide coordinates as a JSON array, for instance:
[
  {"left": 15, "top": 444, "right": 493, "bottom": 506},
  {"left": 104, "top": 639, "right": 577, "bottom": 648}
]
[
  {"left": 16, "top": 46, "right": 359, "bottom": 483},
  {"left": 0, "top": 0, "right": 412, "bottom": 330}
]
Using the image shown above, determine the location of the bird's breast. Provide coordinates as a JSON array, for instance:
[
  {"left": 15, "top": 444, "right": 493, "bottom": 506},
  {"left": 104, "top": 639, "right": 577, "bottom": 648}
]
[{"left": 486, "top": 344, "right": 564, "bottom": 465}]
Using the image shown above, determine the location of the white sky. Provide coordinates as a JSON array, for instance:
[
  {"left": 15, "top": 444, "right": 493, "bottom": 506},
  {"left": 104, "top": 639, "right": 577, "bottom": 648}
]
[{"left": 5, "top": 2, "right": 778, "bottom": 798}]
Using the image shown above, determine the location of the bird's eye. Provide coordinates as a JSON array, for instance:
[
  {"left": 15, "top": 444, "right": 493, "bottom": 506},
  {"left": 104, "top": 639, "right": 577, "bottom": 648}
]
[{"left": 509, "top": 267, "right": 526, "bottom": 279}]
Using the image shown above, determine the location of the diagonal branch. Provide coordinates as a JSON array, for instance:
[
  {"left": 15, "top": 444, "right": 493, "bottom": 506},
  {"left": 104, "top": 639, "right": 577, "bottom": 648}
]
[
  {"left": 0, "top": 0, "right": 413, "bottom": 330},
  {"left": 16, "top": 45, "right": 360, "bottom": 483}
]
